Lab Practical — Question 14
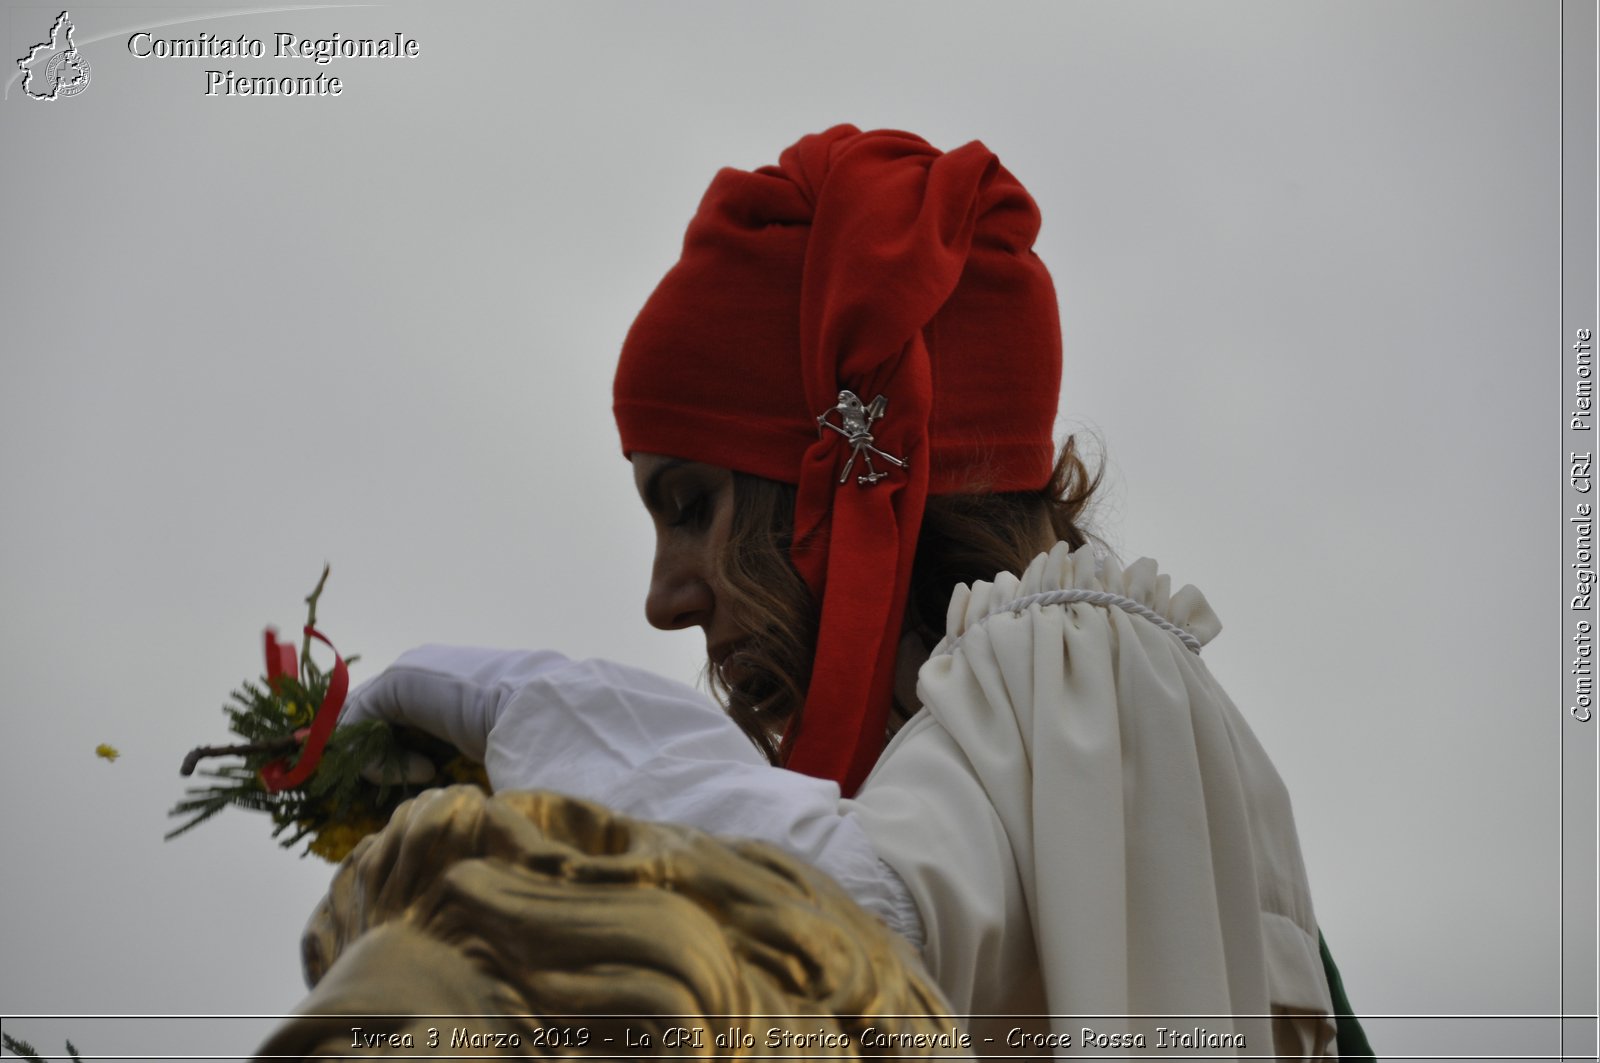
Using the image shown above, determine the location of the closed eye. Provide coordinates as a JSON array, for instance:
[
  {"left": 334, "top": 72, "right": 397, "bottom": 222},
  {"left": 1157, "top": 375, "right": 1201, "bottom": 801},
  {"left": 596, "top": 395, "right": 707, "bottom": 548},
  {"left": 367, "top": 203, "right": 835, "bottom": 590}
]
[{"left": 667, "top": 493, "right": 710, "bottom": 530}]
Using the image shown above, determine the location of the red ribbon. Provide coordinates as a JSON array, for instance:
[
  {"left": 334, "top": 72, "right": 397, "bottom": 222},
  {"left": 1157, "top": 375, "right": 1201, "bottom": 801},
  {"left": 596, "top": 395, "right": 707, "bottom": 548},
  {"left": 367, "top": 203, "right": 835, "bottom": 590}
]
[
  {"left": 259, "top": 625, "right": 348, "bottom": 793},
  {"left": 263, "top": 628, "right": 297, "bottom": 693}
]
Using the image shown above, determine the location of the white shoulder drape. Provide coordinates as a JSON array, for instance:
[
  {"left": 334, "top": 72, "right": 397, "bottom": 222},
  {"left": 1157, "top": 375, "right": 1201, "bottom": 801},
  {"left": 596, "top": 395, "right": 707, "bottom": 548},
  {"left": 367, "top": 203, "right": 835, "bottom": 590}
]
[{"left": 849, "top": 543, "right": 1337, "bottom": 1057}]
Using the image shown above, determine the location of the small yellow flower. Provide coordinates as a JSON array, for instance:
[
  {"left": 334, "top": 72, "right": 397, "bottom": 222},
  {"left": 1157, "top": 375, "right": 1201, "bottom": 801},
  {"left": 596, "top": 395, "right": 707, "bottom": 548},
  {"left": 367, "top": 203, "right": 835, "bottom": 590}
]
[
  {"left": 282, "top": 699, "right": 312, "bottom": 727},
  {"left": 306, "top": 815, "right": 386, "bottom": 863},
  {"left": 95, "top": 743, "right": 120, "bottom": 763},
  {"left": 443, "top": 757, "right": 492, "bottom": 792}
]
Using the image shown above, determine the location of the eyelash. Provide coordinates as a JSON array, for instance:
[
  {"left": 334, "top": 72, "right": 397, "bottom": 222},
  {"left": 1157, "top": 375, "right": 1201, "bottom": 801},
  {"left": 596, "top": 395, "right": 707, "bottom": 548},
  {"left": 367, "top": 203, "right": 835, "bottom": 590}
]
[{"left": 667, "top": 494, "right": 710, "bottom": 530}]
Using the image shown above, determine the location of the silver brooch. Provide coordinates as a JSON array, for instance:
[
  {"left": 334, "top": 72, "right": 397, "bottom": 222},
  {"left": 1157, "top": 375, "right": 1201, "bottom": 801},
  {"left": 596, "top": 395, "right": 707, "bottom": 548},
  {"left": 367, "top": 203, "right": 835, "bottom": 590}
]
[{"left": 816, "top": 389, "right": 908, "bottom": 486}]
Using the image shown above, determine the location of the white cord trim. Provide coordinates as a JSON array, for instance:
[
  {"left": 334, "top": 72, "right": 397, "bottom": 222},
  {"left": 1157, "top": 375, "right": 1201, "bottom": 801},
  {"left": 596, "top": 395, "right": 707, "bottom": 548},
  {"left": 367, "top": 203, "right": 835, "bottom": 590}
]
[{"left": 956, "top": 588, "right": 1204, "bottom": 655}]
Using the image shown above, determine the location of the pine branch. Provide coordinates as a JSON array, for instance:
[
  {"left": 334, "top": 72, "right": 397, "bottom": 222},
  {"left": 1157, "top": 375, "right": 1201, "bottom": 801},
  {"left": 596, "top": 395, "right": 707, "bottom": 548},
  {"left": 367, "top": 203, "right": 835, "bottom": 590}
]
[
  {"left": 0, "top": 1033, "right": 86, "bottom": 1063},
  {"left": 2, "top": 1032, "right": 43, "bottom": 1062},
  {"left": 300, "top": 563, "right": 330, "bottom": 677},
  {"left": 168, "top": 567, "right": 489, "bottom": 862},
  {"left": 179, "top": 736, "right": 297, "bottom": 776}
]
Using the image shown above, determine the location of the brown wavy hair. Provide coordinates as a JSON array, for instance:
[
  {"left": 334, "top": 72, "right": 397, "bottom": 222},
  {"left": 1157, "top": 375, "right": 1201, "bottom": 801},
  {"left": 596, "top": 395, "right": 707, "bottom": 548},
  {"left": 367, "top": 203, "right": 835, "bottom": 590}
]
[{"left": 710, "top": 436, "right": 1103, "bottom": 764}]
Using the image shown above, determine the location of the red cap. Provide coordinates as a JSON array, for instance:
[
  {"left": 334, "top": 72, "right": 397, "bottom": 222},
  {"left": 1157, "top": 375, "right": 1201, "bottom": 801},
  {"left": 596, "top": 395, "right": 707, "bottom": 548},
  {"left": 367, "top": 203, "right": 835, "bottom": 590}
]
[{"left": 615, "top": 125, "right": 1061, "bottom": 795}]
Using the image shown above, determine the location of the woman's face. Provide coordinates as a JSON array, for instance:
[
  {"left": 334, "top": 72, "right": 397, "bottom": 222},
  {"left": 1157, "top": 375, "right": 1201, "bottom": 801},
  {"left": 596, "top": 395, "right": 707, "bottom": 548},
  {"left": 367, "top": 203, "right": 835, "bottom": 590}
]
[{"left": 630, "top": 453, "right": 745, "bottom": 669}]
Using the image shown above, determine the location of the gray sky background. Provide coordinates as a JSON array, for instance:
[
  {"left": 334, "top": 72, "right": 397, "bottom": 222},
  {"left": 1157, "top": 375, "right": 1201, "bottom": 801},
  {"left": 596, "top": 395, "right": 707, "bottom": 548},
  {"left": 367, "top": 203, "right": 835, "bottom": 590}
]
[{"left": 0, "top": 1, "right": 1578, "bottom": 1057}]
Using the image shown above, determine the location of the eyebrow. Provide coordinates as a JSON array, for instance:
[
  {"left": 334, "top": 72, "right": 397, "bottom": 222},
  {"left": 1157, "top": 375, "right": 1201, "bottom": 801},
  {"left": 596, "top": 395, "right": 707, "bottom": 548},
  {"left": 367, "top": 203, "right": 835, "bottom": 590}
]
[{"left": 640, "top": 457, "right": 692, "bottom": 513}]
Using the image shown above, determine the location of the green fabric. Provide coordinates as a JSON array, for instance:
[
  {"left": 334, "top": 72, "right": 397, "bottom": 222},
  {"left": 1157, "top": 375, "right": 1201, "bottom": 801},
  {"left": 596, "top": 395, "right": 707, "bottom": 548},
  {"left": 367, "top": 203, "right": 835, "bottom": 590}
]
[{"left": 1319, "top": 930, "right": 1377, "bottom": 1060}]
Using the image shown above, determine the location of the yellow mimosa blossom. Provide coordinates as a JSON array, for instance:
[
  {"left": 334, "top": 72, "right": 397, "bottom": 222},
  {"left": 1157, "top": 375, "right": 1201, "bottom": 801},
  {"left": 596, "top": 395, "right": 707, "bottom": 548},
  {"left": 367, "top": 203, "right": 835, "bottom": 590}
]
[
  {"left": 95, "top": 743, "right": 120, "bottom": 762},
  {"left": 307, "top": 815, "right": 386, "bottom": 863},
  {"left": 443, "top": 757, "right": 492, "bottom": 792}
]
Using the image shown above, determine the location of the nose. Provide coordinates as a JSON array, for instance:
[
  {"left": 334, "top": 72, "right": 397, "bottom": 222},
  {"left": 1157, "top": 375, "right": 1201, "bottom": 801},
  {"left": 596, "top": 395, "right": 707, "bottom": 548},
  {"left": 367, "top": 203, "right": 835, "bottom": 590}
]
[{"left": 644, "top": 541, "right": 715, "bottom": 632}]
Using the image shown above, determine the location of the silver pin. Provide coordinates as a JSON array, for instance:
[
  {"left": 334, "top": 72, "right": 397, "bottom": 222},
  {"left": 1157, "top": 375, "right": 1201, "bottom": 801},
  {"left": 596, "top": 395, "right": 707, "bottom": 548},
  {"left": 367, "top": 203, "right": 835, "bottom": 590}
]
[{"left": 816, "top": 390, "right": 908, "bottom": 486}]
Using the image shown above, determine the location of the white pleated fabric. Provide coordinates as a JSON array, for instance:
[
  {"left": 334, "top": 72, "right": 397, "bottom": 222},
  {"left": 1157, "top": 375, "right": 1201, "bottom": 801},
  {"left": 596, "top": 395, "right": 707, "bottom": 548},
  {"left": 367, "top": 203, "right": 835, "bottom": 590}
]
[{"left": 849, "top": 543, "right": 1337, "bottom": 1057}]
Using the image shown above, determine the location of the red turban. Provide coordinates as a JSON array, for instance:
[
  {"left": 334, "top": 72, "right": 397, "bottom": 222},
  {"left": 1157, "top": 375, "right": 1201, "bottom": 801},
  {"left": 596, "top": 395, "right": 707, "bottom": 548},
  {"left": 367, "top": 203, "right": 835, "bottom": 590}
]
[{"left": 614, "top": 124, "right": 1061, "bottom": 795}]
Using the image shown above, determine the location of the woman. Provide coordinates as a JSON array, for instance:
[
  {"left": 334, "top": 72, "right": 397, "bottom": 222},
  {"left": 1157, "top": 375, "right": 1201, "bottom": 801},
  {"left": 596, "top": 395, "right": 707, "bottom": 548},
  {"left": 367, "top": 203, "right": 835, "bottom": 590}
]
[{"left": 343, "top": 125, "right": 1356, "bottom": 1058}]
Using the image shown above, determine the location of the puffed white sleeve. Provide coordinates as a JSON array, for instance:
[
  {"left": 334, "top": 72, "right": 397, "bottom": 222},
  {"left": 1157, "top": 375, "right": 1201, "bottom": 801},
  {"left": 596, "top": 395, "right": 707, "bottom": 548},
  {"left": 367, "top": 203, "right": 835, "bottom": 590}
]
[
  {"left": 342, "top": 644, "right": 925, "bottom": 949},
  {"left": 844, "top": 711, "right": 1047, "bottom": 1022},
  {"left": 849, "top": 544, "right": 1337, "bottom": 1057}
]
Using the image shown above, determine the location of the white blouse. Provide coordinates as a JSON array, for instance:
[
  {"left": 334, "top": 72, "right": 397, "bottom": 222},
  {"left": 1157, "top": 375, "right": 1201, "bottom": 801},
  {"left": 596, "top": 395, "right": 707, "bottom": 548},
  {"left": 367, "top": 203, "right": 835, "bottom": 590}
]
[{"left": 340, "top": 543, "right": 1337, "bottom": 1058}]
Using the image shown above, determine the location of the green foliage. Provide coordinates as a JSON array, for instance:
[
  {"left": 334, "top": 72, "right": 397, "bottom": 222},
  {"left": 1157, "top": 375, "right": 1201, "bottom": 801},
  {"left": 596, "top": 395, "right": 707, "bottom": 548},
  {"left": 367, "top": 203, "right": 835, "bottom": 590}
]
[
  {"left": 1, "top": 1032, "right": 82, "bottom": 1062},
  {"left": 166, "top": 567, "right": 485, "bottom": 861},
  {"left": 166, "top": 679, "right": 467, "bottom": 857}
]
